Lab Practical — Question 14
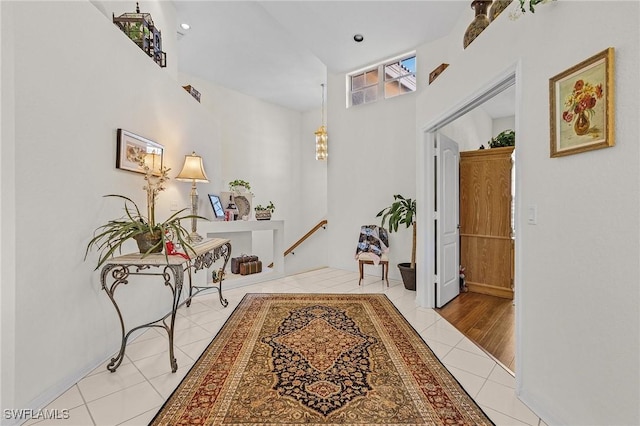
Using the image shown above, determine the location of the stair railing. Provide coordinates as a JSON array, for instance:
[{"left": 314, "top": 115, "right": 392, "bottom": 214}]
[{"left": 268, "top": 219, "right": 327, "bottom": 268}]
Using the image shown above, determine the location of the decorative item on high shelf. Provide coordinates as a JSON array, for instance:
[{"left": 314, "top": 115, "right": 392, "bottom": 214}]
[
  {"left": 113, "top": 2, "right": 166, "bottom": 68},
  {"left": 182, "top": 85, "right": 201, "bottom": 103},
  {"left": 429, "top": 63, "right": 449, "bottom": 85},
  {"left": 463, "top": 0, "right": 492, "bottom": 49},
  {"left": 489, "top": 0, "right": 513, "bottom": 21}
]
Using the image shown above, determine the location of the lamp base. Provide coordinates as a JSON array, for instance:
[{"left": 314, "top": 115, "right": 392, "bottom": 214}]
[{"left": 187, "top": 232, "right": 204, "bottom": 243}]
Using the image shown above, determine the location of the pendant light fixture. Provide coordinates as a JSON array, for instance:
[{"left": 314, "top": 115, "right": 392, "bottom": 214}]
[{"left": 315, "top": 83, "right": 328, "bottom": 160}]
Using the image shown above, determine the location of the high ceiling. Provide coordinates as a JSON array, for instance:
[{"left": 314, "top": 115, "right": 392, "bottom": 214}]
[{"left": 174, "top": 1, "right": 469, "bottom": 112}]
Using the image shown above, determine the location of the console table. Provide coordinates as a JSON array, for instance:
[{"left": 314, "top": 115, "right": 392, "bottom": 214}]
[
  {"left": 100, "top": 238, "right": 231, "bottom": 373},
  {"left": 198, "top": 219, "right": 285, "bottom": 287}
]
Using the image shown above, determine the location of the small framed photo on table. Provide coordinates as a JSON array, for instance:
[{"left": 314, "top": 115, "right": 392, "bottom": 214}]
[{"left": 208, "top": 194, "right": 225, "bottom": 219}]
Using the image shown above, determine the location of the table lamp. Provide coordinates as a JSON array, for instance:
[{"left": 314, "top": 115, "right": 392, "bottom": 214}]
[{"left": 176, "top": 151, "right": 209, "bottom": 243}]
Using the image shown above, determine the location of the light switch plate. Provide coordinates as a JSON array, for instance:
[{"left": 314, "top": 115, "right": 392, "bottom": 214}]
[{"left": 527, "top": 205, "right": 537, "bottom": 225}]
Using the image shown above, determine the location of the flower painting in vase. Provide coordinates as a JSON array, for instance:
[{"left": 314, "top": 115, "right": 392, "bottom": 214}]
[{"left": 550, "top": 48, "right": 614, "bottom": 157}]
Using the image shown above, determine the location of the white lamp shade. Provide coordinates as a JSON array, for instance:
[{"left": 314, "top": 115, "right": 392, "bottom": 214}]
[{"left": 176, "top": 152, "right": 209, "bottom": 182}]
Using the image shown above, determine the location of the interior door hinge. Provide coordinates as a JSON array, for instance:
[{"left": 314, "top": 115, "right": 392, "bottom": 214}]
[{"left": 433, "top": 211, "right": 440, "bottom": 220}]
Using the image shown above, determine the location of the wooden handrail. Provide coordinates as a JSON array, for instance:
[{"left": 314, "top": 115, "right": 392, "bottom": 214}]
[{"left": 268, "top": 219, "right": 327, "bottom": 268}]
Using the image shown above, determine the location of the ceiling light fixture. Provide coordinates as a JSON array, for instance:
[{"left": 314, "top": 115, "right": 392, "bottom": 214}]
[
  {"left": 180, "top": 23, "right": 191, "bottom": 30},
  {"left": 315, "top": 83, "right": 328, "bottom": 161},
  {"left": 353, "top": 34, "right": 364, "bottom": 43}
]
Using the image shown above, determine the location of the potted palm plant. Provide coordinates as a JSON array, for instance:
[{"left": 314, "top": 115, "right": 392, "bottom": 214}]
[
  {"left": 377, "top": 194, "right": 417, "bottom": 290},
  {"left": 85, "top": 161, "right": 204, "bottom": 270}
]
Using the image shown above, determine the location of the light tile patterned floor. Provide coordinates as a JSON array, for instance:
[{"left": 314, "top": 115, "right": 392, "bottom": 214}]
[{"left": 24, "top": 268, "right": 544, "bottom": 426}]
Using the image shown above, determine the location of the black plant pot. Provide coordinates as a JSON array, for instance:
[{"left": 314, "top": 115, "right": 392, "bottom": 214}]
[{"left": 398, "top": 263, "right": 416, "bottom": 291}]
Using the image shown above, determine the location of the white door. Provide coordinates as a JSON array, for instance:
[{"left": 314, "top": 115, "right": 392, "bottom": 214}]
[{"left": 436, "top": 133, "right": 460, "bottom": 308}]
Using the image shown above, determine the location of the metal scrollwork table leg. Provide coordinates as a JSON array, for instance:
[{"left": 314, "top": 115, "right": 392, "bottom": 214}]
[
  {"left": 99, "top": 241, "right": 231, "bottom": 373},
  {"left": 101, "top": 264, "right": 183, "bottom": 373}
]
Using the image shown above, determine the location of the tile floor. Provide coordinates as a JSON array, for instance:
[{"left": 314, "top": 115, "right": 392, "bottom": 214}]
[{"left": 24, "top": 268, "right": 546, "bottom": 426}]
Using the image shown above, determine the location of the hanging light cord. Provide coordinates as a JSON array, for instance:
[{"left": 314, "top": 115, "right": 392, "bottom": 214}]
[{"left": 321, "top": 83, "right": 326, "bottom": 127}]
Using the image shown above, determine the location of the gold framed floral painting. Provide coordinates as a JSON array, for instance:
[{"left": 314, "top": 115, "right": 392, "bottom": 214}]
[{"left": 549, "top": 48, "right": 614, "bottom": 157}]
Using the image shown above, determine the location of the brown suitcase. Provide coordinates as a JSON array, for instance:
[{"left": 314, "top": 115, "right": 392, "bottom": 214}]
[
  {"left": 239, "top": 260, "right": 262, "bottom": 276},
  {"left": 231, "top": 255, "right": 258, "bottom": 274}
]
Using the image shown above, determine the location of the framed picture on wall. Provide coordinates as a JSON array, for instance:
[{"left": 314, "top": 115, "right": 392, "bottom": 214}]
[
  {"left": 116, "top": 129, "right": 164, "bottom": 175},
  {"left": 549, "top": 48, "right": 615, "bottom": 157}
]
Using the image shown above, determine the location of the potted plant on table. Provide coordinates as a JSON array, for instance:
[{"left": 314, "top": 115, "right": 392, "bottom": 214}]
[
  {"left": 228, "top": 179, "right": 251, "bottom": 194},
  {"left": 85, "top": 160, "right": 204, "bottom": 270},
  {"left": 254, "top": 201, "right": 275, "bottom": 221},
  {"left": 377, "top": 194, "right": 417, "bottom": 291}
]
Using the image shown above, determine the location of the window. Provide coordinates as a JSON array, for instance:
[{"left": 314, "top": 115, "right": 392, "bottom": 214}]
[
  {"left": 384, "top": 56, "right": 416, "bottom": 98},
  {"left": 351, "top": 68, "right": 379, "bottom": 106},
  {"left": 349, "top": 54, "right": 416, "bottom": 107}
]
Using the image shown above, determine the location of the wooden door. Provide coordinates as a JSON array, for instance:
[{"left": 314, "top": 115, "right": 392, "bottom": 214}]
[{"left": 459, "top": 146, "right": 514, "bottom": 299}]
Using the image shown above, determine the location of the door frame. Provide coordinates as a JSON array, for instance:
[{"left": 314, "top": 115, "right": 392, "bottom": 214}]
[{"left": 416, "top": 65, "right": 520, "bottom": 311}]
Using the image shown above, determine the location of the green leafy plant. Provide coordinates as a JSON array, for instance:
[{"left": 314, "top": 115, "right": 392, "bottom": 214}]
[
  {"left": 85, "top": 159, "right": 204, "bottom": 270},
  {"left": 488, "top": 129, "right": 515, "bottom": 148},
  {"left": 228, "top": 179, "right": 251, "bottom": 192},
  {"left": 254, "top": 201, "right": 275, "bottom": 213},
  {"left": 511, "top": 0, "right": 556, "bottom": 19},
  {"left": 85, "top": 195, "right": 203, "bottom": 270},
  {"left": 377, "top": 194, "right": 417, "bottom": 268},
  {"left": 519, "top": 0, "right": 553, "bottom": 13}
]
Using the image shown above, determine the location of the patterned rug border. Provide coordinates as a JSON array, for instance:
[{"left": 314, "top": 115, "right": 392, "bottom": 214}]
[{"left": 150, "top": 293, "right": 495, "bottom": 425}]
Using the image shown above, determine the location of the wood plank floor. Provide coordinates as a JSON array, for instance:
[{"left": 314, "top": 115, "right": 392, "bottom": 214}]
[{"left": 436, "top": 291, "right": 515, "bottom": 372}]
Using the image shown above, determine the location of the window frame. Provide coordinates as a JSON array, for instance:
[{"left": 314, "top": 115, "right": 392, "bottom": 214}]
[{"left": 348, "top": 52, "right": 417, "bottom": 107}]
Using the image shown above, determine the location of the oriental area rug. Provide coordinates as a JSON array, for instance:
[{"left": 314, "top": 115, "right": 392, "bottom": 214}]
[{"left": 150, "top": 293, "right": 493, "bottom": 425}]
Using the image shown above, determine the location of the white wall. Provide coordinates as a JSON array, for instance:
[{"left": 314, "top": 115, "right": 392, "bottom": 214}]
[
  {"left": 326, "top": 73, "right": 417, "bottom": 280},
  {"left": 416, "top": 2, "right": 639, "bottom": 425},
  {"left": 1, "top": 1, "right": 330, "bottom": 415},
  {"left": 1, "top": 0, "right": 221, "bottom": 415},
  {"left": 176, "top": 73, "right": 328, "bottom": 273},
  {"left": 0, "top": 1, "right": 17, "bottom": 416},
  {"left": 440, "top": 107, "right": 493, "bottom": 152},
  {"left": 492, "top": 115, "right": 515, "bottom": 137}
]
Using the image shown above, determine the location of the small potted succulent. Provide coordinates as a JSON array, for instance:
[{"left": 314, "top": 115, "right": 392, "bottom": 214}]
[{"left": 254, "top": 201, "right": 275, "bottom": 221}]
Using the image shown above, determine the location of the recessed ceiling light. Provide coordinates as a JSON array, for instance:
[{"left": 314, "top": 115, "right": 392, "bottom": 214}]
[
  {"left": 180, "top": 23, "right": 191, "bottom": 30},
  {"left": 353, "top": 34, "right": 364, "bottom": 43}
]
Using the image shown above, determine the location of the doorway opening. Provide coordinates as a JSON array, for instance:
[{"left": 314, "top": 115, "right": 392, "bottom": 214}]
[{"left": 418, "top": 69, "right": 518, "bottom": 373}]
